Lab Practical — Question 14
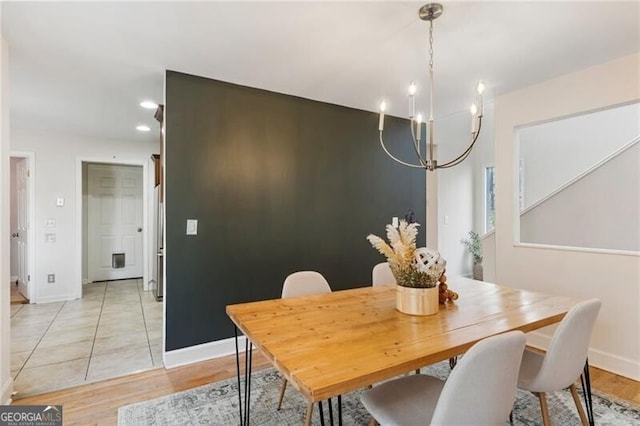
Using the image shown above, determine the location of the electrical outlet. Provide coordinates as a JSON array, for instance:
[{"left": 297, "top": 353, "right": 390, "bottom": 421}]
[
  {"left": 47, "top": 274, "right": 55, "bottom": 283},
  {"left": 186, "top": 219, "right": 198, "bottom": 235}
]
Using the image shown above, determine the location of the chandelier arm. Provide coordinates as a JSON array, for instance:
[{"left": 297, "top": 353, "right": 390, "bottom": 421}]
[
  {"left": 437, "top": 130, "right": 480, "bottom": 169},
  {"left": 437, "top": 146, "right": 473, "bottom": 169},
  {"left": 379, "top": 132, "right": 427, "bottom": 169},
  {"left": 437, "top": 116, "right": 483, "bottom": 169},
  {"left": 409, "top": 120, "right": 428, "bottom": 168},
  {"left": 437, "top": 126, "right": 481, "bottom": 169}
]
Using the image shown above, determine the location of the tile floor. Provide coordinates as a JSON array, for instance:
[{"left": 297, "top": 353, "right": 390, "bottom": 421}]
[{"left": 10, "top": 279, "right": 163, "bottom": 398}]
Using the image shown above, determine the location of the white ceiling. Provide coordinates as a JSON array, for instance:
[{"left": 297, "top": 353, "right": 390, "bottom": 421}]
[{"left": 3, "top": 1, "right": 639, "bottom": 143}]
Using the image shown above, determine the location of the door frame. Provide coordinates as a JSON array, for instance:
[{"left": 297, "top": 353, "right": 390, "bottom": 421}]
[
  {"left": 76, "top": 157, "right": 150, "bottom": 298},
  {"left": 9, "top": 151, "right": 35, "bottom": 303}
]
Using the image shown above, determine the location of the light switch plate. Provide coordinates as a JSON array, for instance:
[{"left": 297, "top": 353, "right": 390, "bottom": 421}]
[
  {"left": 392, "top": 217, "right": 399, "bottom": 228},
  {"left": 186, "top": 219, "right": 198, "bottom": 235},
  {"left": 56, "top": 197, "right": 65, "bottom": 207},
  {"left": 45, "top": 233, "right": 56, "bottom": 243},
  {"left": 45, "top": 218, "right": 56, "bottom": 228}
]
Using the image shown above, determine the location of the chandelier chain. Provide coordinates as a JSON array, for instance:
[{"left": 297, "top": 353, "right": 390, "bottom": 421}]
[{"left": 429, "top": 19, "right": 434, "bottom": 74}]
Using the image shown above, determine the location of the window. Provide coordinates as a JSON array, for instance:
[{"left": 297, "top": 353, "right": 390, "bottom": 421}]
[{"left": 484, "top": 165, "right": 495, "bottom": 233}]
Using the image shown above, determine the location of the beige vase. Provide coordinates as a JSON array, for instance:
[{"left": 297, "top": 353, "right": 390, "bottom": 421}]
[
  {"left": 396, "top": 285, "right": 439, "bottom": 316},
  {"left": 473, "top": 262, "right": 484, "bottom": 281}
]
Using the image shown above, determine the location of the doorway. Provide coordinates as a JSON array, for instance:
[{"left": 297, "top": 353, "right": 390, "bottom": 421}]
[
  {"left": 9, "top": 152, "right": 34, "bottom": 303},
  {"left": 83, "top": 163, "right": 144, "bottom": 283}
]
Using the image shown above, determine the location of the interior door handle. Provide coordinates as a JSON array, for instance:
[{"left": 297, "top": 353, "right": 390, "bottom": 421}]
[
  {"left": 11, "top": 232, "right": 19, "bottom": 238},
  {"left": 137, "top": 228, "right": 143, "bottom": 232}
]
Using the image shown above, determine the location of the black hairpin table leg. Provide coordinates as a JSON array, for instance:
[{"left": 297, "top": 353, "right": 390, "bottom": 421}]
[
  {"left": 580, "top": 358, "right": 595, "bottom": 426},
  {"left": 234, "top": 325, "right": 253, "bottom": 426},
  {"left": 449, "top": 356, "right": 458, "bottom": 369},
  {"left": 234, "top": 326, "right": 243, "bottom": 425},
  {"left": 243, "top": 339, "right": 253, "bottom": 426}
]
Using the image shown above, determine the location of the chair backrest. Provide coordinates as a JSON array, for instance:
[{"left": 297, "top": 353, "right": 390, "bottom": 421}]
[
  {"left": 281, "top": 271, "right": 331, "bottom": 298},
  {"left": 372, "top": 262, "right": 396, "bottom": 286},
  {"left": 430, "top": 331, "right": 526, "bottom": 426},
  {"left": 527, "top": 298, "right": 601, "bottom": 390}
]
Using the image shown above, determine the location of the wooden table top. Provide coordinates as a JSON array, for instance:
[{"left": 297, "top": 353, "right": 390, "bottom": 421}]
[{"left": 226, "top": 277, "right": 578, "bottom": 402}]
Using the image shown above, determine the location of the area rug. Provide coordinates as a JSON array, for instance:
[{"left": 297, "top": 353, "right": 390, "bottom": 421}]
[{"left": 119, "top": 362, "right": 640, "bottom": 425}]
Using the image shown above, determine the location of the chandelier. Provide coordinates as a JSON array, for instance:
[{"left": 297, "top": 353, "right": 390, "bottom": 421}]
[{"left": 377, "top": 3, "right": 485, "bottom": 171}]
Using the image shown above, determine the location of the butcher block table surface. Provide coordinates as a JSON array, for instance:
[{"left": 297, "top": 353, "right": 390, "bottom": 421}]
[{"left": 226, "top": 277, "right": 578, "bottom": 402}]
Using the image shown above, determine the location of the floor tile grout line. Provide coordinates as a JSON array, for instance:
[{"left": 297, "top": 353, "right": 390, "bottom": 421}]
[
  {"left": 13, "top": 301, "right": 66, "bottom": 385},
  {"left": 10, "top": 304, "right": 24, "bottom": 318},
  {"left": 12, "top": 280, "right": 160, "bottom": 397},
  {"left": 84, "top": 281, "right": 109, "bottom": 381},
  {"left": 137, "top": 278, "right": 155, "bottom": 365}
]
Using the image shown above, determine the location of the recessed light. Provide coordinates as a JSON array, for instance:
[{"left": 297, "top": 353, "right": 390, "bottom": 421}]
[
  {"left": 140, "top": 100, "right": 158, "bottom": 109},
  {"left": 136, "top": 125, "right": 151, "bottom": 132}
]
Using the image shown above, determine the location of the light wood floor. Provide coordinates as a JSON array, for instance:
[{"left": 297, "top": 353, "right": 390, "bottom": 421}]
[
  {"left": 13, "top": 352, "right": 639, "bottom": 426},
  {"left": 10, "top": 282, "right": 28, "bottom": 304}
]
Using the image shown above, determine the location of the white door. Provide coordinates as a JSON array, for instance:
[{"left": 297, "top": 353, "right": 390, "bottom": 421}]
[
  {"left": 88, "top": 164, "right": 144, "bottom": 282},
  {"left": 15, "top": 158, "right": 29, "bottom": 298}
]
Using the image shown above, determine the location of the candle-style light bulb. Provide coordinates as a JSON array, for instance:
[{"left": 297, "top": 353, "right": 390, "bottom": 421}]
[
  {"left": 477, "top": 81, "right": 485, "bottom": 116},
  {"left": 470, "top": 104, "right": 478, "bottom": 134},
  {"left": 416, "top": 113, "right": 423, "bottom": 140},
  {"left": 408, "top": 82, "right": 417, "bottom": 96},
  {"left": 408, "top": 82, "right": 417, "bottom": 118},
  {"left": 378, "top": 101, "right": 386, "bottom": 131}
]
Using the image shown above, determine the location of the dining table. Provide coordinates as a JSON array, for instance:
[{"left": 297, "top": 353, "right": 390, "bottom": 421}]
[{"left": 226, "top": 277, "right": 591, "bottom": 426}]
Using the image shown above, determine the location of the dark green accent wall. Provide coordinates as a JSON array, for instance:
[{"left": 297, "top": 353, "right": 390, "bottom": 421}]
[{"left": 165, "top": 70, "right": 425, "bottom": 351}]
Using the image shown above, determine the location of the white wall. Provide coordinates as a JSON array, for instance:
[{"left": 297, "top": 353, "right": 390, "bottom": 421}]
[
  {"left": 494, "top": 53, "right": 640, "bottom": 380},
  {"left": 9, "top": 127, "right": 156, "bottom": 303},
  {"left": 472, "top": 103, "right": 496, "bottom": 236},
  {"left": 9, "top": 157, "right": 17, "bottom": 279},
  {"left": 521, "top": 144, "right": 639, "bottom": 251},
  {"left": 0, "top": 28, "right": 14, "bottom": 404},
  {"left": 519, "top": 102, "right": 639, "bottom": 209},
  {"left": 435, "top": 103, "right": 494, "bottom": 277}
]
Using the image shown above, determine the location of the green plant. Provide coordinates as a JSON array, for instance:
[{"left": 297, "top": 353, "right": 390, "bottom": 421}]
[{"left": 461, "top": 231, "right": 482, "bottom": 263}]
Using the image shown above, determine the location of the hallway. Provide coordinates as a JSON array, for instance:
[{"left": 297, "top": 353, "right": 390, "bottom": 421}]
[{"left": 10, "top": 279, "right": 162, "bottom": 398}]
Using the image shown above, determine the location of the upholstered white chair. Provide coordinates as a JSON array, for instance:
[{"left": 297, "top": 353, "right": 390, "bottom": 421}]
[
  {"left": 372, "top": 262, "right": 396, "bottom": 286},
  {"left": 517, "top": 299, "right": 601, "bottom": 426},
  {"left": 277, "top": 271, "right": 332, "bottom": 410},
  {"left": 361, "top": 331, "right": 526, "bottom": 425}
]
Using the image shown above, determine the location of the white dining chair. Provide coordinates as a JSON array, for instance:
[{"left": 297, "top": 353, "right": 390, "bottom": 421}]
[
  {"left": 372, "top": 262, "right": 396, "bottom": 286},
  {"left": 517, "top": 299, "right": 601, "bottom": 426},
  {"left": 361, "top": 330, "right": 526, "bottom": 425},
  {"left": 277, "top": 271, "right": 332, "bottom": 411}
]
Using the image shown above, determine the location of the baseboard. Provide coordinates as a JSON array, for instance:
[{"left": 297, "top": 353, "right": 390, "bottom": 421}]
[
  {"left": 164, "top": 335, "right": 247, "bottom": 369},
  {"left": 588, "top": 347, "right": 640, "bottom": 381},
  {"left": 1, "top": 377, "right": 13, "bottom": 405},
  {"left": 32, "top": 294, "right": 79, "bottom": 304},
  {"left": 82, "top": 278, "right": 90, "bottom": 285},
  {"left": 527, "top": 331, "right": 639, "bottom": 381},
  {"left": 10, "top": 276, "right": 17, "bottom": 284}
]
